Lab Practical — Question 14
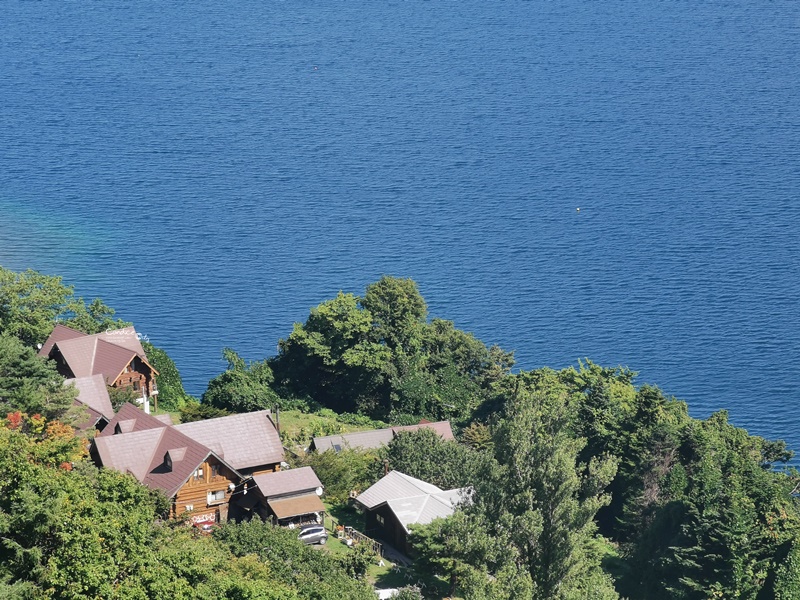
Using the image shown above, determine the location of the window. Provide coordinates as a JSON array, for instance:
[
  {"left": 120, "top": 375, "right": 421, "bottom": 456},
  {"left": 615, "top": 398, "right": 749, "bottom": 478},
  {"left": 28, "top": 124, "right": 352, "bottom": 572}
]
[
  {"left": 211, "top": 464, "right": 220, "bottom": 479},
  {"left": 193, "top": 468, "right": 203, "bottom": 481},
  {"left": 376, "top": 514, "right": 385, "bottom": 526},
  {"left": 133, "top": 381, "right": 140, "bottom": 391},
  {"left": 185, "top": 504, "right": 194, "bottom": 512},
  {"left": 207, "top": 490, "right": 225, "bottom": 505}
]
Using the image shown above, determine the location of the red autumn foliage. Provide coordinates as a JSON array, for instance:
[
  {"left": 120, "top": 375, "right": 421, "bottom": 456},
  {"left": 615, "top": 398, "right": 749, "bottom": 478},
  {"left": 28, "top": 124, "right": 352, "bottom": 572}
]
[{"left": 7, "top": 411, "right": 24, "bottom": 430}]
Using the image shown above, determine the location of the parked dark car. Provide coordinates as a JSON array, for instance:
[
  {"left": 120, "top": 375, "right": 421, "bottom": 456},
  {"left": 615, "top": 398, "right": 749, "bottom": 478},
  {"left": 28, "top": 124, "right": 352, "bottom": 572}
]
[{"left": 298, "top": 525, "right": 328, "bottom": 545}]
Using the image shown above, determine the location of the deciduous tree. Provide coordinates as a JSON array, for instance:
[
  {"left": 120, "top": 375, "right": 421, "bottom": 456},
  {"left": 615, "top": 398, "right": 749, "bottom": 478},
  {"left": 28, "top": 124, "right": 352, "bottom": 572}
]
[
  {"left": 0, "top": 267, "right": 128, "bottom": 347},
  {"left": 203, "top": 348, "right": 280, "bottom": 412}
]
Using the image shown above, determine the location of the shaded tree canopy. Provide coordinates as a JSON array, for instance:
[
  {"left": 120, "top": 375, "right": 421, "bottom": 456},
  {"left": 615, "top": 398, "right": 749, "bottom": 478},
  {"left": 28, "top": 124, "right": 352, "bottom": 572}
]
[
  {"left": 0, "top": 267, "right": 129, "bottom": 347},
  {"left": 0, "top": 333, "right": 78, "bottom": 421},
  {"left": 142, "top": 340, "right": 194, "bottom": 411},
  {"left": 271, "top": 276, "right": 513, "bottom": 422},
  {"left": 203, "top": 348, "right": 280, "bottom": 413},
  {"left": 383, "top": 427, "right": 490, "bottom": 490},
  {"left": 408, "top": 369, "right": 619, "bottom": 600}
]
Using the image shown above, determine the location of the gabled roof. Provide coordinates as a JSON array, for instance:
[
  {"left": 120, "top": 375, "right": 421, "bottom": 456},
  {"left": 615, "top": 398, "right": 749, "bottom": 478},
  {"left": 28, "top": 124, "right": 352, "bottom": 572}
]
[
  {"left": 356, "top": 471, "right": 442, "bottom": 509},
  {"left": 96, "top": 402, "right": 169, "bottom": 437},
  {"left": 40, "top": 324, "right": 85, "bottom": 356},
  {"left": 92, "top": 423, "right": 240, "bottom": 497},
  {"left": 65, "top": 374, "right": 114, "bottom": 420},
  {"left": 39, "top": 325, "right": 157, "bottom": 385},
  {"left": 174, "top": 410, "right": 283, "bottom": 470},
  {"left": 93, "top": 327, "right": 147, "bottom": 356},
  {"left": 312, "top": 421, "right": 455, "bottom": 453},
  {"left": 387, "top": 489, "right": 465, "bottom": 533},
  {"left": 252, "top": 467, "right": 322, "bottom": 499},
  {"left": 94, "top": 428, "right": 167, "bottom": 481},
  {"left": 355, "top": 471, "right": 467, "bottom": 533}
]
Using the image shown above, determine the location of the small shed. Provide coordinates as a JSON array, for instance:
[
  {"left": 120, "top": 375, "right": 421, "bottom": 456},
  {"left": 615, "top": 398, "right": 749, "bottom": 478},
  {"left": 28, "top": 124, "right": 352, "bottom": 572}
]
[
  {"left": 355, "top": 471, "right": 468, "bottom": 555},
  {"left": 250, "top": 467, "right": 326, "bottom": 526}
]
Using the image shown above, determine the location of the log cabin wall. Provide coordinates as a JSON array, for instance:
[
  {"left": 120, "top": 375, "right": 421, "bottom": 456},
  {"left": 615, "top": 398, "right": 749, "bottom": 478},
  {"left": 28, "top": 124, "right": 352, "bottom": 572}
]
[
  {"left": 113, "top": 357, "right": 157, "bottom": 397},
  {"left": 242, "top": 464, "right": 282, "bottom": 478},
  {"left": 171, "top": 456, "right": 239, "bottom": 522}
]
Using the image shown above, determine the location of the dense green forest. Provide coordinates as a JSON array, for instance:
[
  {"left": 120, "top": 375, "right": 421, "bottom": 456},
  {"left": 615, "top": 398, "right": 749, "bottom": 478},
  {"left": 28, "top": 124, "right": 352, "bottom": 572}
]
[{"left": 2, "top": 266, "right": 799, "bottom": 599}]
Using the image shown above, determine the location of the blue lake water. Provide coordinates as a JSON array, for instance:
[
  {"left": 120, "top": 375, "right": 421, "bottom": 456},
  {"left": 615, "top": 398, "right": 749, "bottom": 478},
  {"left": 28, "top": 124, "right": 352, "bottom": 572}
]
[{"left": 1, "top": 1, "right": 799, "bottom": 455}]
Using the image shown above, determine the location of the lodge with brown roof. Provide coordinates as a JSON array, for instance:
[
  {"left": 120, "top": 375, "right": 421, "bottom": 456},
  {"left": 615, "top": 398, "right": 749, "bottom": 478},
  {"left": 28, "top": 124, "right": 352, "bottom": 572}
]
[
  {"left": 91, "top": 415, "right": 242, "bottom": 523},
  {"left": 40, "top": 324, "right": 159, "bottom": 410},
  {"left": 92, "top": 403, "right": 293, "bottom": 524},
  {"left": 173, "top": 410, "right": 284, "bottom": 477}
]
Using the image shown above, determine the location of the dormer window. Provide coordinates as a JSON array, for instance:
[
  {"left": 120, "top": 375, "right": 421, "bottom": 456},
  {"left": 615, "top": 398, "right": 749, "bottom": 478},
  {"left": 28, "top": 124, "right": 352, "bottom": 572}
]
[
  {"left": 115, "top": 419, "right": 136, "bottom": 434},
  {"left": 165, "top": 448, "right": 186, "bottom": 472}
]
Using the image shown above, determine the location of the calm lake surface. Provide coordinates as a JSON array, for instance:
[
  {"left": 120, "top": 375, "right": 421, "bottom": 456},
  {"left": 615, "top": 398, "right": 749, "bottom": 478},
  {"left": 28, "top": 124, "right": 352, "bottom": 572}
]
[{"left": 2, "top": 1, "right": 799, "bottom": 455}]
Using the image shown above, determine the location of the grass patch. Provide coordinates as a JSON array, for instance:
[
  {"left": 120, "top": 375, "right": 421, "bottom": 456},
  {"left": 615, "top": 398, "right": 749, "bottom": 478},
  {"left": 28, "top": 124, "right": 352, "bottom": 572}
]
[
  {"left": 325, "top": 501, "right": 365, "bottom": 530},
  {"left": 276, "top": 409, "right": 384, "bottom": 451},
  {"left": 320, "top": 502, "right": 456, "bottom": 599}
]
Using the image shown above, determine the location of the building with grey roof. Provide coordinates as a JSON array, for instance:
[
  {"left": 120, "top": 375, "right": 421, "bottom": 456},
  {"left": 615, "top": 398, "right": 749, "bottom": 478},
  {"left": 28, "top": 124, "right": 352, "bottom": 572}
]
[
  {"left": 355, "top": 471, "right": 469, "bottom": 554},
  {"left": 311, "top": 420, "right": 455, "bottom": 453}
]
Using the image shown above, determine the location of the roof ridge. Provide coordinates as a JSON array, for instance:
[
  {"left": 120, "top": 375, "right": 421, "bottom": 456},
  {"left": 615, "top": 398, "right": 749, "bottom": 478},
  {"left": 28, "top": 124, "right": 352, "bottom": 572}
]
[
  {"left": 89, "top": 338, "right": 98, "bottom": 374},
  {"left": 395, "top": 471, "right": 443, "bottom": 493},
  {"left": 51, "top": 323, "right": 87, "bottom": 337}
]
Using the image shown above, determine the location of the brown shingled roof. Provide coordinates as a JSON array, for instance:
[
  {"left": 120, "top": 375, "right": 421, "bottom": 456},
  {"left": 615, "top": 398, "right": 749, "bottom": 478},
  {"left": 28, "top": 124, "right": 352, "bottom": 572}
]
[
  {"left": 252, "top": 467, "right": 322, "bottom": 499},
  {"left": 96, "top": 405, "right": 284, "bottom": 490},
  {"left": 92, "top": 423, "right": 241, "bottom": 498},
  {"left": 269, "top": 494, "right": 325, "bottom": 519},
  {"left": 96, "top": 402, "right": 169, "bottom": 437},
  {"left": 65, "top": 374, "right": 115, "bottom": 420},
  {"left": 39, "top": 325, "right": 158, "bottom": 384},
  {"left": 174, "top": 411, "right": 283, "bottom": 471},
  {"left": 94, "top": 327, "right": 146, "bottom": 356},
  {"left": 39, "top": 323, "right": 85, "bottom": 356}
]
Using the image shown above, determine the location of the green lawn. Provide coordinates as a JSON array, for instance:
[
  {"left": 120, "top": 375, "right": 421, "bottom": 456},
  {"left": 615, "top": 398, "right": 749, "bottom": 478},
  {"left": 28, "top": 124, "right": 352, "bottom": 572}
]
[
  {"left": 324, "top": 501, "right": 365, "bottom": 530},
  {"left": 275, "top": 409, "right": 382, "bottom": 452},
  {"left": 320, "top": 501, "right": 455, "bottom": 599},
  {"left": 315, "top": 531, "right": 448, "bottom": 596}
]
